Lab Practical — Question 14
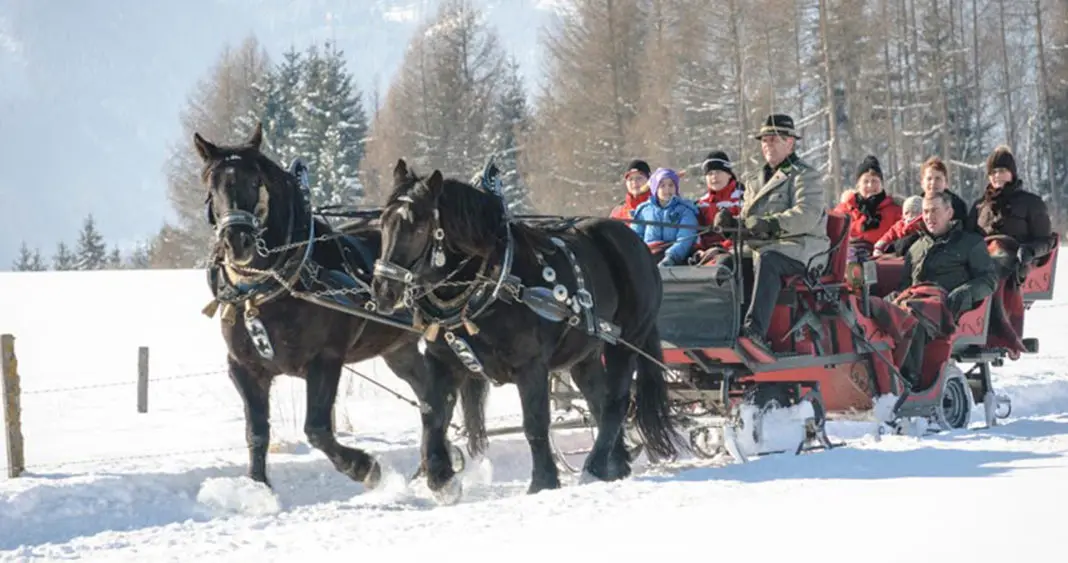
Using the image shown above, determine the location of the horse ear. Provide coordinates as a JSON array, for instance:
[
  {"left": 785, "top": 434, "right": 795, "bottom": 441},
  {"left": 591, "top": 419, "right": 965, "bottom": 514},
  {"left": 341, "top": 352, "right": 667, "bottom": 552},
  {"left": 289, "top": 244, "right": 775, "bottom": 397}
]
[
  {"left": 393, "top": 159, "right": 409, "bottom": 182},
  {"left": 427, "top": 170, "right": 444, "bottom": 198},
  {"left": 193, "top": 132, "right": 218, "bottom": 162},
  {"left": 247, "top": 122, "right": 263, "bottom": 150}
]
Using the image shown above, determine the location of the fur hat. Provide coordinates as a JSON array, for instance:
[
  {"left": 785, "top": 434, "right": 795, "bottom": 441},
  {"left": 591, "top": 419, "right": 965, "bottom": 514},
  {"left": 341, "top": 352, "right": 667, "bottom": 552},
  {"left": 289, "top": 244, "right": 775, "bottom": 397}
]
[{"left": 986, "top": 145, "right": 1017, "bottom": 179}]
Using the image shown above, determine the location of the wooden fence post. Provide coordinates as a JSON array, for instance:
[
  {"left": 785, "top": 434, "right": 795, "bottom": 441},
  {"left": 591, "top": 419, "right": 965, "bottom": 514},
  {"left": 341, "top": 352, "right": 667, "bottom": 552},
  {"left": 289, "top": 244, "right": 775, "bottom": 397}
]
[
  {"left": 137, "top": 346, "right": 149, "bottom": 414},
  {"left": 2, "top": 334, "right": 25, "bottom": 478}
]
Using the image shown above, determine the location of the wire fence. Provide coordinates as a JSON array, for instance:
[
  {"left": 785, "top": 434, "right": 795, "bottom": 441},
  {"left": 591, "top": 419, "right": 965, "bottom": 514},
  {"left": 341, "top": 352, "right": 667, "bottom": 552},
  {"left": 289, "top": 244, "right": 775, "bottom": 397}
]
[{"left": 0, "top": 351, "right": 440, "bottom": 478}]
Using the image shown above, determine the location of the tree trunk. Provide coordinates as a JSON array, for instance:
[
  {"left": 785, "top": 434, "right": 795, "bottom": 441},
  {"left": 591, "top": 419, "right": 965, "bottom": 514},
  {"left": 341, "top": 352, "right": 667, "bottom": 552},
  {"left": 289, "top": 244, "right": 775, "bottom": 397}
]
[
  {"left": 819, "top": 0, "right": 842, "bottom": 197},
  {"left": 1035, "top": 0, "right": 1059, "bottom": 215},
  {"left": 882, "top": 0, "right": 899, "bottom": 189},
  {"left": 998, "top": 0, "right": 1017, "bottom": 147}
]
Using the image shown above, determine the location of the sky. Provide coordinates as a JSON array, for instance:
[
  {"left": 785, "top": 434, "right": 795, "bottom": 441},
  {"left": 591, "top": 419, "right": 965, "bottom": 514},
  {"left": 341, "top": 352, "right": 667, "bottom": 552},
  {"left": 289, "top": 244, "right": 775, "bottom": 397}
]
[{"left": 0, "top": 0, "right": 554, "bottom": 267}]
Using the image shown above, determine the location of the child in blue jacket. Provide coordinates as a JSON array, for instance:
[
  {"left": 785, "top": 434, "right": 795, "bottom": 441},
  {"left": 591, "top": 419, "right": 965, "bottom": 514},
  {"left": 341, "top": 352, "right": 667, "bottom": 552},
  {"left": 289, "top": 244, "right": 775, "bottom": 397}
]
[{"left": 631, "top": 167, "right": 699, "bottom": 266}]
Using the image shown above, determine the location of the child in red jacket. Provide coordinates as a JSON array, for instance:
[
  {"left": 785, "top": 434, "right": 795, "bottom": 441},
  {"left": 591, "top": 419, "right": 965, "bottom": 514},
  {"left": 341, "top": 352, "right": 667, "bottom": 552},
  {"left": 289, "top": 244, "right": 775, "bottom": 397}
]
[
  {"left": 609, "top": 159, "right": 652, "bottom": 220},
  {"left": 693, "top": 151, "right": 743, "bottom": 264}
]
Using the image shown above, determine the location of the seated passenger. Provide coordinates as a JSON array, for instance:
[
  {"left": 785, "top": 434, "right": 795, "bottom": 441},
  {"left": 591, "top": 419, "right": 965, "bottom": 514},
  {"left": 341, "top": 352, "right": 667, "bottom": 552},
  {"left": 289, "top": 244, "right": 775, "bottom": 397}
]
[
  {"left": 873, "top": 195, "right": 922, "bottom": 257},
  {"left": 871, "top": 156, "right": 969, "bottom": 254},
  {"left": 968, "top": 145, "right": 1056, "bottom": 278},
  {"left": 889, "top": 191, "right": 998, "bottom": 389},
  {"left": 967, "top": 145, "right": 1056, "bottom": 358},
  {"left": 729, "top": 113, "right": 830, "bottom": 354},
  {"left": 631, "top": 167, "right": 699, "bottom": 267},
  {"left": 610, "top": 159, "right": 652, "bottom": 220},
  {"left": 833, "top": 155, "right": 902, "bottom": 257},
  {"left": 692, "top": 151, "right": 744, "bottom": 265}
]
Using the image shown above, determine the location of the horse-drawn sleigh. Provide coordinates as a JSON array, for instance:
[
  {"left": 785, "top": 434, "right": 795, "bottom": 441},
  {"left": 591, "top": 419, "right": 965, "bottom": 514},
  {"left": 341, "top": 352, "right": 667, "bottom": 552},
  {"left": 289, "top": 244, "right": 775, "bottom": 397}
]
[{"left": 193, "top": 124, "right": 1059, "bottom": 505}]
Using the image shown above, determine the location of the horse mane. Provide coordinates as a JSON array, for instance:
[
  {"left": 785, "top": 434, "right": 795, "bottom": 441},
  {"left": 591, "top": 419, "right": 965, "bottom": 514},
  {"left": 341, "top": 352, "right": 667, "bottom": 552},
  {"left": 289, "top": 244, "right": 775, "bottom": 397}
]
[{"left": 391, "top": 170, "right": 558, "bottom": 261}]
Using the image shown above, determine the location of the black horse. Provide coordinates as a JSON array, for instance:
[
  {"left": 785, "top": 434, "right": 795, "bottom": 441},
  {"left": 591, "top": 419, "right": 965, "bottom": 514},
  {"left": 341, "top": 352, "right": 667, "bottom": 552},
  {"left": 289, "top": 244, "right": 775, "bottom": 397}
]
[
  {"left": 192, "top": 125, "right": 489, "bottom": 491},
  {"left": 370, "top": 159, "right": 683, "bottom": 496}
]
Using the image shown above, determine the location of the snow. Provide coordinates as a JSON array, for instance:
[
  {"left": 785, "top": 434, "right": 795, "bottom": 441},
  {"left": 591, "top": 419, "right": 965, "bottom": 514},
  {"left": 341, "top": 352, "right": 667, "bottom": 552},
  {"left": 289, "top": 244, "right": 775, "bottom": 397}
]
[{"left": 1, "top": 252, "right": 1067, "bottom": 561}]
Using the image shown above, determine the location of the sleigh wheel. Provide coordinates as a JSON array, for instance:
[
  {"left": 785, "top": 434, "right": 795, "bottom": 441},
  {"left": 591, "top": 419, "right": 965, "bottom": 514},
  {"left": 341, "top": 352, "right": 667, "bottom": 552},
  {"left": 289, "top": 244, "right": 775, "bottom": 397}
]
[{"left": 935, "top": 372, "right": 973, "bottom": 431}]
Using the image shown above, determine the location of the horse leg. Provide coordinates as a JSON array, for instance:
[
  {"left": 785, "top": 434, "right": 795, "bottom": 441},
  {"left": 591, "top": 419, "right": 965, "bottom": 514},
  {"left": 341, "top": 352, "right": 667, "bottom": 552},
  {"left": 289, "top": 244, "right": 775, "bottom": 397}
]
[
  {"left": 419, "top": 351, "right": 464, "bottom": 502},
  {"left": 571, "top": 350, "right": 632, "bottom": 482},
  {"left": 383, "top": 348, "right": 462, "bottom": 484},
  {"left": 303, "top": 354, "right": 381, "bottom": 489},
  {"left": 590, "top": 343, "right": 638, "bottom": 481},
  {"left": 515, "top": 359, "right": 561, "bottom": 493},
  {"left": 227, "top": 356, "right": 272, "bottom": 487}
]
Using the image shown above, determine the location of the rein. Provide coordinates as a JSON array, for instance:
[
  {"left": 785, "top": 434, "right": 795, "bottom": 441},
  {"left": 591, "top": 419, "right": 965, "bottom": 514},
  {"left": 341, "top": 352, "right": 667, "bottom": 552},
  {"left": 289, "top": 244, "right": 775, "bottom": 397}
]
[{"left": 373, "top": 193, "right": 517, "bottom": 340}]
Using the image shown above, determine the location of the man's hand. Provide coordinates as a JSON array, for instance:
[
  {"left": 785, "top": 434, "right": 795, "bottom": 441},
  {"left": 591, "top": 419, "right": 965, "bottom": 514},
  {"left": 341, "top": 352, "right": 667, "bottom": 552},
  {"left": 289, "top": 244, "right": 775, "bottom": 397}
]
[
  {"left": 946, "top": 286, "right": 972, "bottom": 314},
  {"left": 713, "top": 208, "right": 737, "bottom": 230},
  {"left": 745, "top": 215, "right": 780, "bottom": 238},
  {"left": 1017, "top": 244, "right": 1035, "bottom": 266}
]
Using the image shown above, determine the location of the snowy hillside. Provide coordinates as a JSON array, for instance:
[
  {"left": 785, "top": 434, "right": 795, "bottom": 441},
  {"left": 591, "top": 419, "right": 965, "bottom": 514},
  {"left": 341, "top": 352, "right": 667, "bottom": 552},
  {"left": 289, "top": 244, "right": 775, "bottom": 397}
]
[{"left": 1, "top": 251, "right": 1068, "bottom": 560}]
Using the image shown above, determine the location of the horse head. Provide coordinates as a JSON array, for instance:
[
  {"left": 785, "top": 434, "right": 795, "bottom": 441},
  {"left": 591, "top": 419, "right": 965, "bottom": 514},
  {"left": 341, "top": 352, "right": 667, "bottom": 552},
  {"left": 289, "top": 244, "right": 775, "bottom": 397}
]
[
  {"left": 371, "top": 158, "right": 447, "bottom": 313},
  {"left": 193, "top": 123, "right": 297, "bottom": 273}
]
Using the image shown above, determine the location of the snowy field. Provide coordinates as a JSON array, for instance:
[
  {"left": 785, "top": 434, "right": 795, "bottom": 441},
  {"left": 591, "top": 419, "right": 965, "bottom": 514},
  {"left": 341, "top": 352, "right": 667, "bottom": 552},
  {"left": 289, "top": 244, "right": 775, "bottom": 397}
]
[{"left": 1, "top": 254, "right": 1067, "bottom": 562}]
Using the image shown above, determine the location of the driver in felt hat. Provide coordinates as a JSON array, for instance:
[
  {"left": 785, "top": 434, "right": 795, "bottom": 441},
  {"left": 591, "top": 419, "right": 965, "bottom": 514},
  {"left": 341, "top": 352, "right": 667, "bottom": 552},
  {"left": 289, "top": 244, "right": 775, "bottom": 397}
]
[{"left": 717, "top": 113, "right": 830, "bottom": 355}]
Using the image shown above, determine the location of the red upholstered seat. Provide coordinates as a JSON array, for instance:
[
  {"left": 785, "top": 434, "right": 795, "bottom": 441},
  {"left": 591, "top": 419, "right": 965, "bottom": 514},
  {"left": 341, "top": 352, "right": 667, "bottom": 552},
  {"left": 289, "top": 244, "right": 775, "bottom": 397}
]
[{"left": 788, "top": 210, "right": 851, "bottom": 289}]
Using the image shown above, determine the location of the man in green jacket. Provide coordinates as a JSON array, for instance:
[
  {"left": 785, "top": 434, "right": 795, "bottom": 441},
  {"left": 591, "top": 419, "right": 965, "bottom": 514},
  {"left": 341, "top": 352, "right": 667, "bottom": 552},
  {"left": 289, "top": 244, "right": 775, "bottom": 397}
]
[
  {"left": 725, "top": 114, "right": 831, "bottom": 353},
  {"left": 892, "top": 190, "right": 999, "bottom": 387}
]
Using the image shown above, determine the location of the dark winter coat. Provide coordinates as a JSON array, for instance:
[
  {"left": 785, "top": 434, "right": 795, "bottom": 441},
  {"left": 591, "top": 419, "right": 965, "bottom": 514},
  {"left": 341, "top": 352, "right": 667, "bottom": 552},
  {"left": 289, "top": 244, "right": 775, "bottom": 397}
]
[
  {"left": 898, "top": 220, "right": 998, "bottom": 314},
  {"left": 967, "top": 180, "right": 1056, "bottom": 263}
]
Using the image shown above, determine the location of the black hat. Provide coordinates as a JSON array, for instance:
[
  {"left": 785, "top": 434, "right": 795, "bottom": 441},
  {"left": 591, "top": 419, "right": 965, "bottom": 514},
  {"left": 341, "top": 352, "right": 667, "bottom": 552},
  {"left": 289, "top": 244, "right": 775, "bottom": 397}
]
[
  {"left": 623, "top": 159, "right": 651, "bottom": 179},
  {"left": 985, "top": 145, "right": 1017, "bottom": 179},
  {"left": 754, "top": 113, "right": 801, "bottom": 140},
  {"left": 702, "top": 151, "right": 733, "bottom": 175},
  {"left": 856, "top": 155, "right": 883, "bottom": 180}
]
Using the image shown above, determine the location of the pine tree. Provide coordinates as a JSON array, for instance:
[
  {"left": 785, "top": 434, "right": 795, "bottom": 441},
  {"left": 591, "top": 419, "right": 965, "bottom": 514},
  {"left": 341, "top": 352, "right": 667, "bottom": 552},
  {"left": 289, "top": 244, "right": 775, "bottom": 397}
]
[
  {"left": 291, "top": 41, "right": 369, "bottom": 207},
  {"left": 12, "top": 242, "right": 35, "bottom": 271},
  {"left": 28, "top": 249, "right": 45, "bottom": 271},
  {"left": 246, "top": 47, "right": 303, "bottom": 166},
  {"left": 107, "top": 246, "right": 122, "bottom": 269},
  {"left": 488, "top": 56, "right": 534, "bottom": 214},
  {"left": 74, "top": 214, "right": 108, "bottom": 270},
  {"left": 53, "top": 242, "right": 76, "bottom": 271},
  {"left": 126, "top": 241, "right": 153, "bottom": 269}
]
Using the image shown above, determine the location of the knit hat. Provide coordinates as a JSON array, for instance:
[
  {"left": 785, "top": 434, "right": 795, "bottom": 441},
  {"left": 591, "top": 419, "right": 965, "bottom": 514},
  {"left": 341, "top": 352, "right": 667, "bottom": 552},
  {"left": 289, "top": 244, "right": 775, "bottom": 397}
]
[
  {"left": 985, "top": 145, "right": 1017, "bottom": 179},
  {"left": 623, "top": 159, "right": 651, "bottom": 179},
  {"left": 702, "top": 151, "right": 733, "bottom": 175},
  {"left": 856, "top": 155, "right": 883, "bottom": 181},
  {"left": 902, "top": 195, "right": 923, "bottom": 217},
  {"left": 648, "top": 168, "right": 680, "bottom": 197}
]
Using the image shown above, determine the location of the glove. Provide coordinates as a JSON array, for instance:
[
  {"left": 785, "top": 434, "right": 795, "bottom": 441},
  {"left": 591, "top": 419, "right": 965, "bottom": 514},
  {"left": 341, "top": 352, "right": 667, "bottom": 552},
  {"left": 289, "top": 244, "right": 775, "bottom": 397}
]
[
  {"left": 1017, "top": 245, "right": 1035, "bottom": 266},
  {"left": 744, "top": 216, "right": 780, "bottom": 238},
  {"left": 713, "top": 209, "right": 737, "bottom": 230},
  {"left": 946, "top": 286, "right": 972, "bottom": 314}
]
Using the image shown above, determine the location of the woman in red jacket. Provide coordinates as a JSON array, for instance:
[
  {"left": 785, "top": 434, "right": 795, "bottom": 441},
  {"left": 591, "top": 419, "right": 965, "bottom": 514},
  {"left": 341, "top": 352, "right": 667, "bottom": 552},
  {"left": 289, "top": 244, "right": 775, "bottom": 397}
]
[{"left": 833, "top": 155, "right": 902, "bottom": 255}]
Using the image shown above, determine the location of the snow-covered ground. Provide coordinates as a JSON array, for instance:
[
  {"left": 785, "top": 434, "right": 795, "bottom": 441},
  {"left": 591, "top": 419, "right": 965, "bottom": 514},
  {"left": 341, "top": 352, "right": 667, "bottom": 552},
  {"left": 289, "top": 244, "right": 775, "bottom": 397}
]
[{"left": 1, "top": 255, "right": 1067, "bottom": 562}]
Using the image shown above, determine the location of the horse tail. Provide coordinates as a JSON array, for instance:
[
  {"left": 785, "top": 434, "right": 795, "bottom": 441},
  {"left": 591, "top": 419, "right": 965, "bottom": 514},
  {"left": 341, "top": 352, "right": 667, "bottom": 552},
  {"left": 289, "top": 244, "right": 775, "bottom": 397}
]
[
  {"left": 633, "top": 324, "right": 683, "bottom": 462},
  {"left": 580, "top": 218, "right": 682, "bottom": 461},
  {"left": 459, "top": 375, "right": 490, "bottom": 459}
]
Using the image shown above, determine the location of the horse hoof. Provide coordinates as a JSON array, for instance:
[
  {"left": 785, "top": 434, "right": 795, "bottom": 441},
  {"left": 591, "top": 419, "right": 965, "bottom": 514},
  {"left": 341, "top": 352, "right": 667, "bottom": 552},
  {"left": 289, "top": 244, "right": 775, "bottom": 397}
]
[
  {"left": 578, "top": 470, "right": 602, "bottom": 485},
  {"left": 362, "top": 460, "right": 383, "bottom": 490},
  {"left": 432, "top": 476, "right": 463, "bottom": 505}
]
